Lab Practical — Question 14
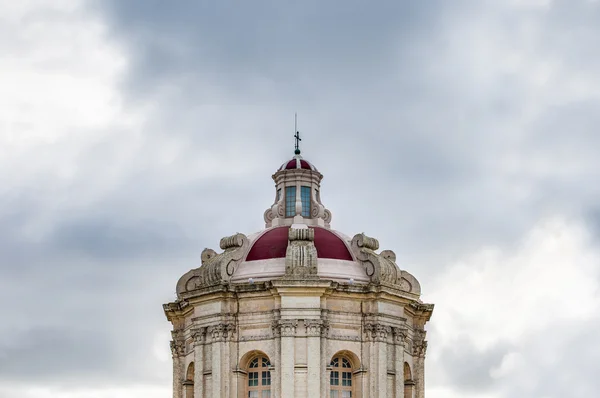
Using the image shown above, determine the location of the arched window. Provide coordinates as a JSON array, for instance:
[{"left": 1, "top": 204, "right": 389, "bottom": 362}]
[
  {"left": 247, "top": 356, "right": 271, "bottom": 398},
  {"left": 404, "top": 362, "right": 414, "bottom": 398},
  {"left": 184, "top": 362, "right": 194, "bottom": 398},
  {"left": 330, "top": 356, "right": 353, "bottom": 398}
]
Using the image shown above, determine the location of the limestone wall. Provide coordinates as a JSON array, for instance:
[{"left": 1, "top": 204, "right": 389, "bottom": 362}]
[{"left": 167, "top": 280, "right": 431, "bottom": 398}]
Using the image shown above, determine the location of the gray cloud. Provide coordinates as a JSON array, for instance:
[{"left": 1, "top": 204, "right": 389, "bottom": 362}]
[{"left": 2, "top": 0, "right": 600, "bottom": 396}]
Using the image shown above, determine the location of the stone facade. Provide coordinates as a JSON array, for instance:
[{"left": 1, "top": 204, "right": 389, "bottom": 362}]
[{"left": 164, "top": 151, "right": 434, "bottom": 398}]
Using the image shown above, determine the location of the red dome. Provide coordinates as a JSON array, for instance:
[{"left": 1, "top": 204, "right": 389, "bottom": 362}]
[
  {"left": 245, "top": 227, "right": 353, "bottom": 261},
  {"left": 278, "top": 157, "right": 318, "bottom": 172}
]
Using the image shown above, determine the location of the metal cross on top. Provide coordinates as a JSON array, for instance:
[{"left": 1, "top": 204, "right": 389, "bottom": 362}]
[{"left": 294, "top": 113, "right": 301, "bottom": 155}]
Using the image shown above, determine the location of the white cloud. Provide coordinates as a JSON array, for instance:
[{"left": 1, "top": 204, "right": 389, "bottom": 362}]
[{"left": 426, "top": 216, "right": 600, "bottom": 396}]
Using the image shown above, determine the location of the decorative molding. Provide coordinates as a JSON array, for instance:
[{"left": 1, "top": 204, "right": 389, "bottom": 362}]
[
  {"left": 329, "top": 333, "right": 360, "bottom": 342},
  {"left": 239, "top": 334, "right": 273, "bottom": 342}
]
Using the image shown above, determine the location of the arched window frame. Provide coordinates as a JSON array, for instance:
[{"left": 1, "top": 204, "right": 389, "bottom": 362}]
[
  {"left": 245, "top": 354, "right": 272, "bottom": 398},
  {"left": 184, "top": 362, "right": 194, "bottom": 398},
  {"left": 404, "top": 362, "right": 415, "bottom": 398},
  {"left": 329, "top": 354, "right": 355, "bottom": 398}
]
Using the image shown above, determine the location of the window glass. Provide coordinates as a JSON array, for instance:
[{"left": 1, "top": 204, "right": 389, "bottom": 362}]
[
  {"left": 276, "top": 189, "right": 281, "bottom": 202},
  {"left": 330, "top": 371, "right": 339, "bottom": 385},
  {"left": 301, "top": 186, "right": 311, "bottom": 217},
  {"left": 248, "top": 372, "right": 259, "bottom": 386},
  {"left": 285, "top": 186, "right": 296, "bottom": 217}
]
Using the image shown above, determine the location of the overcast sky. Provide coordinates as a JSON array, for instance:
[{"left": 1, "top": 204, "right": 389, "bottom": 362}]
[{"left": 1, "top": 0, "right": 600, "bottom": 397}]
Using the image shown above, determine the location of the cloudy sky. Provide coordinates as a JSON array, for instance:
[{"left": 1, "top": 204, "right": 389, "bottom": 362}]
[{"left": 2, "top": 0, "right": 600, "bottom": 397}]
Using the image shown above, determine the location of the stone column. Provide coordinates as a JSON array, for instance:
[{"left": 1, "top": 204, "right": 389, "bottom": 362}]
[
  {"left": 193, "top": 328, "right": 206, "bottom": 398},
  {"left": 413, "top": 329, "right": 427, "bottom": 398},
  {"left": 279, "top": 320, "right": 297, "bottom": 398},
  {"left": 393, "top": 328, "right": 407, "bottom": 398},
  {"left": 170, "top": 339, "right": 185, "bottom": 398},
  {"left": 305, "top": 320, "right": 322, "bottom": 398}
]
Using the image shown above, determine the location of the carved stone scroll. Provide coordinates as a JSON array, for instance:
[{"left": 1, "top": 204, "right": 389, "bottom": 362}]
[
  {"left": 176, "top": 233, "right": 249, "bottom": 294},
  {"left": 351, "top": 233, "right": 401, "bottom": 286}
]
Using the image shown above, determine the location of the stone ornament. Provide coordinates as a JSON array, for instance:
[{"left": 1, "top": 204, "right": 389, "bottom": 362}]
[
  {"left": 176, "top": 233, "right": 249, "bottom": 294},
  {"left": 284, "top": 228, "right": 319, "bottom": 278},
  {"left": 350, "top": 232, "right": 422, "bottom": 295}
]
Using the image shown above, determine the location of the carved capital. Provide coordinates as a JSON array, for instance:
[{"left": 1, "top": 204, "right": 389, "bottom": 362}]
[
  {"left": 392, "top": 327, "right": 408, "bottom": 346},
  {"left": 208, "top": 323, "right": 236, "bottom": 342},
  {"left": 170, "top": 339, "right": 185, "bottom": 357},
  {"left": 364, "top": 323, "right": 391, "bottom": 342},
  {"left": 413, "top": 340, "right": 428, "bottom": 358},
  {"left": 304, "top": 319, "right": 324, "bottom": 337},
  {"left": 273, "top": 319, "right": 298, "bottom": 337},
  {"left": 192, "top": 327, "right": 207, "bottom": 346},
  {"left": 413, "top": 328, "right": 428, "bottom": 358}
]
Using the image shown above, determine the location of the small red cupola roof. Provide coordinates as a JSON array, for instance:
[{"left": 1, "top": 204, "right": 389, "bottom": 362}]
[
  {"left": 245, "top": 226, "right": 352, "bottom": 261},
  {"left": 278, "top": 156, "right": 318, "bottom": 172}
]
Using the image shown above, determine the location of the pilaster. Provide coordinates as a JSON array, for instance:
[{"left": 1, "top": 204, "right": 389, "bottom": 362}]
[
  {"left": 170, "top": 336, "right": 185, "bottom": 398},
  {"left": 393, "top": 327, "right": 407, "bottom": 398},
  {"left": 413, "top": 329, "right": 428, "bottom": 398},
  {"left": 193, "top": 328, "right": 206, "bottom": 398},
  {"left": 305, "top": 319, "right": 323, "bottom": 398},
  {"left": 209, "top": 322, "right": 236, "bottom": 398},
  {"left": 365, "top": 323, "right": 391, "bottom": 398},
  {"left": 276, "top": 319, "right": 297, "bottom": 397}
]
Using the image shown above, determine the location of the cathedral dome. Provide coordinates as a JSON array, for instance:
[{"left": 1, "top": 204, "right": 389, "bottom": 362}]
[
  {"left": 278, "top": 156, "right": 318, "bottom": 172},
  {"left": 230, "top": 226, "right": 368, "bottom": 284},
  {"left": 245, "top": 226, "right": 352, "bottom": 261}
]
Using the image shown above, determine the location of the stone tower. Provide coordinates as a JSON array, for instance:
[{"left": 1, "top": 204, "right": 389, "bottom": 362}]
[{"left": 164, "top": 146, "right": 434, "bottom": 398}]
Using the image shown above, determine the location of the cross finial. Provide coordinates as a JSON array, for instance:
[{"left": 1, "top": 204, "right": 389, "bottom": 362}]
[{"left": 294, "top": 113, "right": 301, "bottom": 155}]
